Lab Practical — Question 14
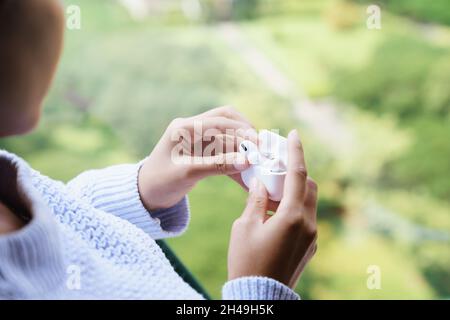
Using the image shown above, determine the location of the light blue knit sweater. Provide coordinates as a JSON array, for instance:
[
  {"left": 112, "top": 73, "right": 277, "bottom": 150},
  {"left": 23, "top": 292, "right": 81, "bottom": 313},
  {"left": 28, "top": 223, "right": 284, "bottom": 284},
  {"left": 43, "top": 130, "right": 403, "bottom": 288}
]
[{"left": 0, "top": 151, "right": 299, "bottom": 300}]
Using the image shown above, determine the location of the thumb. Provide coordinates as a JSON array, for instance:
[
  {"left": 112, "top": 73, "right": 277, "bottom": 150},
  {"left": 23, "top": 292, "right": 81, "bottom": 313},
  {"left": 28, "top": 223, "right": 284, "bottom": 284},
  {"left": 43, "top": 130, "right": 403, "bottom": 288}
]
[
  {"left": 241, "top": 178, "right": 268, "bottom": 221},
  {"left": 190, "top": 152, "right": 249, "bottom": 179}
]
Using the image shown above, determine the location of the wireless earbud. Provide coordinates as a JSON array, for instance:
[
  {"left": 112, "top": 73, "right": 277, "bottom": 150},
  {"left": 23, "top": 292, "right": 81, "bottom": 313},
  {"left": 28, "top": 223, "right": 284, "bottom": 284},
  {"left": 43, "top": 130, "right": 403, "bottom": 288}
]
[
  {"left": 239, "top": 130, "right": 288, "bottom": 201},
  {"left": 239, "top": 141, "right": 261, "bottom": 165},
  {"left": 239, "top": 141, "right": 258, "bottom": 154}
]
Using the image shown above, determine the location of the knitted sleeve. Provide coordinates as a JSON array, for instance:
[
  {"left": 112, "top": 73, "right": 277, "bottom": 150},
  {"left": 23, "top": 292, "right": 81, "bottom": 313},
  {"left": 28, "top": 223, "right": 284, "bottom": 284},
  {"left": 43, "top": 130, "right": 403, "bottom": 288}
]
[
  {"left": 66, "top": 162, "right": 190, "bottom": 240},
  {"left": 222, "top": 277, "right": 300, "bottom": 300}
]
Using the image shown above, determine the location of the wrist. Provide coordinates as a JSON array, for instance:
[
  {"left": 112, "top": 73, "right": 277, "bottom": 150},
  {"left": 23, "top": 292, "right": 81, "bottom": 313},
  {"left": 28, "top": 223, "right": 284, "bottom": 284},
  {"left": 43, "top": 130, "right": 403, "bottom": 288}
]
[
  {"left": 137, "top": 158, "right": 159, "bottom": 211},
  {"left": 138, "top": 158, "right": 179, "bottom": 211}
]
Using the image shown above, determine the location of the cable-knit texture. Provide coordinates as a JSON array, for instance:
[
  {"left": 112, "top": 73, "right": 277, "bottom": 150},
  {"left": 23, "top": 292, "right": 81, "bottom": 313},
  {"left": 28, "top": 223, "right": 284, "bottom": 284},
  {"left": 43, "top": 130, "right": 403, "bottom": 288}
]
[{"left": 0, "top": 150, "right": 299, "bottom": 300}]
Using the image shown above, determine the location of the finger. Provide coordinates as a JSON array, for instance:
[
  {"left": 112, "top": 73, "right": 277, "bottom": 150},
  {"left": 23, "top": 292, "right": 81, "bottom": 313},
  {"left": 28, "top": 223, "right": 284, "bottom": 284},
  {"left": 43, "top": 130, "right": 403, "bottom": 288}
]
[
  {"left": 179, "top": 134, "right": 244, "bottom": 157},
  {"left": 241, "top": 178, "right": 268, "bottom": 221},
  {"left": 198, "top": 106, "right": 254, "bottom": 128},
  {"left": 184, "top": 116, "right": 257, "bottom": 143},
  {"left": 189, "top": 152, "right": 249, "bottom": 179},
  {"left": 229, "top": 173, "right": 280, "bottom": 213},
  {"left": 280, "top": 129, "right": 308, "bottom": 210},
  {"left": 202, "top": 134, "right": 245, "bottom": 156},
  {"left": 200, "top": 117, "right": 257, "bottom": 145},
  {"left": 304, "top": 177, "right": 318, "bottom": 223},
  {"left": 171, "top": 116, "right": 258, "bottom": 150}
]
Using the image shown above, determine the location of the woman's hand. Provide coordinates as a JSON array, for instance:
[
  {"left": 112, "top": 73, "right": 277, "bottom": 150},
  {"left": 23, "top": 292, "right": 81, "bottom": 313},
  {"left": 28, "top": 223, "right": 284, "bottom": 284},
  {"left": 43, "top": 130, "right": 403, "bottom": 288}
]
[
  {"left": 138, "top": 106, "right": 257, "bottom": 211},
  {"left": 227, "top": 130, "right": 318, "bottom": 289}
]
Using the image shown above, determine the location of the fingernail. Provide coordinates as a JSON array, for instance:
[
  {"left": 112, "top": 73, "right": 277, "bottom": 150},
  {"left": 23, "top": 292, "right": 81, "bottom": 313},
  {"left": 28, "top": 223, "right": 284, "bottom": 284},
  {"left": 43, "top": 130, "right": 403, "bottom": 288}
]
[{"left": 233, "top": 153, "right": 249, "bottom": 171}]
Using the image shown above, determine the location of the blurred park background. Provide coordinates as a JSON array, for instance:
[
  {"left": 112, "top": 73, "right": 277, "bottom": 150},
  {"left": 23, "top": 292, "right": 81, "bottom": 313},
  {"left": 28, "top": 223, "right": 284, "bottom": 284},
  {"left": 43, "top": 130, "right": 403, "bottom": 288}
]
[{"left": 1, "top": 0, "right": 449, "bottom": 299}]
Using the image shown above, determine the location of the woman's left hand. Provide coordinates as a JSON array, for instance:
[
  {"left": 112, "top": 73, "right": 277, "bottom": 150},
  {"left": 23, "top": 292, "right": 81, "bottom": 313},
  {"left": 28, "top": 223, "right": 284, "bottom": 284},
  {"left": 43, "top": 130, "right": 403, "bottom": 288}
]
[{"left": 138, "top": 106, "right": 257, "bottom": 211}]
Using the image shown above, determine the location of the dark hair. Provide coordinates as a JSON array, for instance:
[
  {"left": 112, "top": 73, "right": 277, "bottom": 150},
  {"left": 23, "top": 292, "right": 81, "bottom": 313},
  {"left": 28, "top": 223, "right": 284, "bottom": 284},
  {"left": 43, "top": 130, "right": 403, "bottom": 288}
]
[{"left": 0, "top": 0, "right": 56, "bottom": 48}]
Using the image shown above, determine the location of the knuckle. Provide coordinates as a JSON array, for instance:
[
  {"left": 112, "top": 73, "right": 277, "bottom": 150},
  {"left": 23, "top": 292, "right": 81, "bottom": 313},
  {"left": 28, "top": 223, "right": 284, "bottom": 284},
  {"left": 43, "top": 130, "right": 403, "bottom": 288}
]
[
  {"left": 215, "top": 162, "right": 227, "bottom": 174},
  {"left": 232, "top": 217, "right": 251, "bottom": 230},
  {"left": 231, "top": 219, "right": 242, "bottom": 230},
  {"left": 293, "top": 166, "right": 308, "bottom": 180},
  {"left": 219, "top": 105, "right": 236, "bottom": 115},
  {"left": 307, "top": 177, "right": 318, "bottom": 191},
  {"left": 248, "top": 187, "right": 267, "bottom": 207},
  {"left": 214, "top": 154, "right": 228, "bottom": 174},
  {"left": 295, "top": 140, "right": 305, "bottom": 152},
  {"left": 308, "top": 227, "right": 318, "bottom": 240},
  {"left": 169, "top": 117, "right": 185, "bottom": 129},
  {"left": 250, "top": 194, "right": 266, "bottom": 209},
  {"left": 305, "top": 223, "right": 318, "bottom": 241}
]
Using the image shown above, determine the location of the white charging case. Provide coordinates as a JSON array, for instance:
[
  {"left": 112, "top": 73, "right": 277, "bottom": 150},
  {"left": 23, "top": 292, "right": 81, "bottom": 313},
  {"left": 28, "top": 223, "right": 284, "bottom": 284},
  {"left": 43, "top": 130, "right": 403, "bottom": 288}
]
[{"left": 240, "top": 130, "right": 288, "bottom": 201}]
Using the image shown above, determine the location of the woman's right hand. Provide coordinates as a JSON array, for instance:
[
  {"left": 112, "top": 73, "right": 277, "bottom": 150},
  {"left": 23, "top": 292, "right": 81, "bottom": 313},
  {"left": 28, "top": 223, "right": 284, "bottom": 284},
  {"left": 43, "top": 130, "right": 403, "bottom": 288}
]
[{"left": 227, "top": 129, "right": 318, "bottom": 289}]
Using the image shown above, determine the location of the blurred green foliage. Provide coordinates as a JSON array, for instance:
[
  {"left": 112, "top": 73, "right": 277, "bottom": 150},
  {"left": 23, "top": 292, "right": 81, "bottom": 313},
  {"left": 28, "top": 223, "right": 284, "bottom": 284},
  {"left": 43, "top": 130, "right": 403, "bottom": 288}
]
[
  {"left": 332, "top": 34, "right": 450, "bottom": 201},
  {"left": 333, "top": 36, "right": 445, "bottom": 117},
  {"left": 354, "top": 0, "right": 450, "bottom": 26},
  {"left": 1, "top": 0, "right": 448, "bottom": 299}
]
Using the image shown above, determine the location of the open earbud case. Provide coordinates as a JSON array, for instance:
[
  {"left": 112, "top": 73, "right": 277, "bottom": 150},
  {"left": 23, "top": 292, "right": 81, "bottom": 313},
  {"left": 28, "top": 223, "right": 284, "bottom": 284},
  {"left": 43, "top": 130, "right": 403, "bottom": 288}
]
[{"left": 239, "top": 130, "right": 288, "bottom": 201}]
